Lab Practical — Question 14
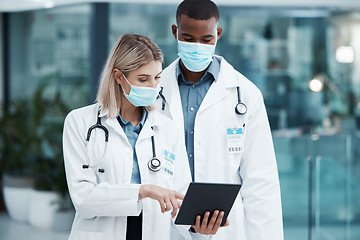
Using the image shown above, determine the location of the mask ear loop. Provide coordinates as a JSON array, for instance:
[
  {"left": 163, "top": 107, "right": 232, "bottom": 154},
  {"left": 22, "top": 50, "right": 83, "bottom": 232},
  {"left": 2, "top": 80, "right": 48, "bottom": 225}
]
[
  {"left": 122, "top": 74, "right": 132, "bottom": 86},
  {"left": 119, "top": 73, "right": 132, "bottom": 96},
  {"left": 176, "top": 28, "right": 180, "bottom": 52}
]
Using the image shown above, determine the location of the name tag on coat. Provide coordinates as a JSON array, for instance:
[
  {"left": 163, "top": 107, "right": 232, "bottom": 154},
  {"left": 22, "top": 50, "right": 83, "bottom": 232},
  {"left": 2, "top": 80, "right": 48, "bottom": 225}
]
[
  {"left": 227, "top": 128, "right": 243, "bottom": 153},
  {"left": 161, "top": 149, "right": 175, "bottom": 176}
]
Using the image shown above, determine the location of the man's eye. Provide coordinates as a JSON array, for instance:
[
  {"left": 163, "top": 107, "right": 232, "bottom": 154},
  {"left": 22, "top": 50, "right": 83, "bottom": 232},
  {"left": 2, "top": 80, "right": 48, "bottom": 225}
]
[
  {"left": 203, "top": 39, "right": 211, "bottom": 43},
  {"left": 184, "top": 38, "right": 193, "bottom": 41}
]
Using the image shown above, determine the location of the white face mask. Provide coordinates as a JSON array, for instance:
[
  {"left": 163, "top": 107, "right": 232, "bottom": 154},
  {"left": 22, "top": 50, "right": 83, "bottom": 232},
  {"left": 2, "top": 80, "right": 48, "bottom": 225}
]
[{"left": 177, "top": 32, "right": 217, "bottom": 72}]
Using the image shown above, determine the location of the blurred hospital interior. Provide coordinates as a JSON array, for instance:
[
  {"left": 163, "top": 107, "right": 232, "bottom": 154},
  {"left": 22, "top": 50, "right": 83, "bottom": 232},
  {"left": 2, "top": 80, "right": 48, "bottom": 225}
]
[{"left": 0, "top": 0, "right": 360, "bottom": 239}]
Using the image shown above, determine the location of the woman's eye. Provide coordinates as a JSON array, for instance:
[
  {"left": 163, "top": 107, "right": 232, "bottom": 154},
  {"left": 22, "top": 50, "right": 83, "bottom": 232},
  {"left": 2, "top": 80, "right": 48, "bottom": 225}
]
[
  {"left": 138, "top": 79, "right": 147, "bottom": 82},
  {"left": 155, "top": 76, "right": 161, "bottom": 80},
  {"left": 184, "top": 38, "right": 193, "bottom": 42}
]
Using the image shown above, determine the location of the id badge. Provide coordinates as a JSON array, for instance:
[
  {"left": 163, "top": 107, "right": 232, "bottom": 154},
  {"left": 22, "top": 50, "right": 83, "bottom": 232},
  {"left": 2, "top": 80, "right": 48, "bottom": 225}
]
[
  {"left": 227, "top": 128, "right": 243, "bottom": 153},
  {"left": 161, "top": 149, "right": 175, "bottom": 176}
]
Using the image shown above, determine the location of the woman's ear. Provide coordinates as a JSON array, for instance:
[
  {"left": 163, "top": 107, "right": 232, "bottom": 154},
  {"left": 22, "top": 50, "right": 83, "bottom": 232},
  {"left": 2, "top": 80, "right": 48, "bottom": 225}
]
[{"left": 113, "top": 69, "right": 123, "bottom": 84}]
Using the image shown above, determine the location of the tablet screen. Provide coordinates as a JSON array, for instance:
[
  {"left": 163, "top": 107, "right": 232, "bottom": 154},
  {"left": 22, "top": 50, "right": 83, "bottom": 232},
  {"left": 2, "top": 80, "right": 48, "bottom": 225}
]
[{"left": 175, "top": 182, "right": 241, "bottom": 226}]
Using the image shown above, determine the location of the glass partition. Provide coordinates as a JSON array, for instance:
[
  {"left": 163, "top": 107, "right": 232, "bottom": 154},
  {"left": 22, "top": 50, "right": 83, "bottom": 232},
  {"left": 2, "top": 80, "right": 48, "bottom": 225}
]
[
  {"left": 7, "top": 4, "right": 91, "bottom": 109},
  {"left": 274, "top": 133, "right": 360, "bottom": 240}
]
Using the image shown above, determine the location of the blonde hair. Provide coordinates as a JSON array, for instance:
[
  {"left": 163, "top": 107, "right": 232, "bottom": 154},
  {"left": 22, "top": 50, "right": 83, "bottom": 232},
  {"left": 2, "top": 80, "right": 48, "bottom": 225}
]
[{"left": 96, "top": 34, "right": 163, "bottom": 118}]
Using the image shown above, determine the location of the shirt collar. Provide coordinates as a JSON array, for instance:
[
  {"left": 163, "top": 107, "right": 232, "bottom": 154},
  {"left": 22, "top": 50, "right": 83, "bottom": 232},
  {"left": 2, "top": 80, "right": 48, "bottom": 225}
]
[
  {"left": 117, "top": 108, "right": 147, "bottom": 131},
  {"left": 176, "top": 56, "right": 220, "bottom": 84}
]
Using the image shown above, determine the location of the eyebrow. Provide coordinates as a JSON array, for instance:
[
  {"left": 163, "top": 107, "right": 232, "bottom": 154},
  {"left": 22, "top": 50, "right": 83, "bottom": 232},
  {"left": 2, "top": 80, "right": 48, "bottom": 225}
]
[
  {"left": 137, "top": 71, "right": 162, "bottom": 77},
  {"left": 181, "top": 33, "right": 214, "bottom": 38},
  {"left": 181, "top": 33, "right": 194, "bottom": 38},
  {"left": 202, "top": 35, "right": 214, "bottom": 38}
]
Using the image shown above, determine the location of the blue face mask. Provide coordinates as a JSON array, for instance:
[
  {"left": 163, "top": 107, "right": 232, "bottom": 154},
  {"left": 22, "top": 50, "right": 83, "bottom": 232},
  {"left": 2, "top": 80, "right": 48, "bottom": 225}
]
[
  {"left": 120, "top": 74, "right": 161, "bottom": 107},
  {"left": 177, "top": 36, "right": 216, "bottom": 72}
]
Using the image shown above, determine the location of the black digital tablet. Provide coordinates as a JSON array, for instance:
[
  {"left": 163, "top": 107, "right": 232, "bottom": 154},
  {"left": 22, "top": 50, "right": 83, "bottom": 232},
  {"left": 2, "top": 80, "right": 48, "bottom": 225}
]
[{"left": 175, "top": 182, "right": 241, "bottom": 226}]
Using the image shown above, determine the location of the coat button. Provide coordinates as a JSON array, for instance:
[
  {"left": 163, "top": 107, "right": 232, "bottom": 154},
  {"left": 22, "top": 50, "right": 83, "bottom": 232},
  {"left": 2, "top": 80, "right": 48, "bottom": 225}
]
[{"left": 190, "top": 107, "right": 194, "bottom": 111}]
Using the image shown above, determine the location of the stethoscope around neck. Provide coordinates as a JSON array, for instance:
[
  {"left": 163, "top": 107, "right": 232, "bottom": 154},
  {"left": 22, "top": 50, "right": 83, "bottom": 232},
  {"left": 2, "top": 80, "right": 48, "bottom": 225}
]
[
  {"left": 82, "top": 109, "right": 161, "bottom": 173},
  {"left": 158, "top": 86, "right": 247, "bottom": 115}
]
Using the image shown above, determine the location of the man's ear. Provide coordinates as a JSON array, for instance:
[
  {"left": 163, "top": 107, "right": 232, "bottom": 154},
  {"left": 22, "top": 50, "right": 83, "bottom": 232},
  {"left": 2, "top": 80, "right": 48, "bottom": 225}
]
[
  {"left": 172, "top": 24, "right": 178, "bottom": 40},
  {"left": 217, "top": 27, "right": 223, "bottom": 40}
]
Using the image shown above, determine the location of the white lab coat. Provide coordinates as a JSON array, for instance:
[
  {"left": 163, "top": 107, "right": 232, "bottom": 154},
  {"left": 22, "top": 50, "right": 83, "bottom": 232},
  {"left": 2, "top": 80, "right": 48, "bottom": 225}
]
[
  {"left": 63, "top": 103, "right": 192, "bottom": 240},
  {"left": 156, "top": 56, "right": 284, "bottom": 240}
]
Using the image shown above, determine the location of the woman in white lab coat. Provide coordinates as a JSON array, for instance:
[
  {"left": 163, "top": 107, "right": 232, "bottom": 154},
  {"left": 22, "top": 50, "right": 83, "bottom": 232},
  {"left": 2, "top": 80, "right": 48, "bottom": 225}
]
[{"left": 63, "top": 34, "right": 192, "bottom": 240}]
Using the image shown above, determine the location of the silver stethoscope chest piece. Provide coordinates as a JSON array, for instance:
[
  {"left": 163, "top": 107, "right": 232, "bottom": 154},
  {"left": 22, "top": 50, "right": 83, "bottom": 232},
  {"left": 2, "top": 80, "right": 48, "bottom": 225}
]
[
  {"left": 235, "top": 86, "right": 247, "bottom": 115},
  {"left": 235, "top": 102, "right": 247, "bottom": 115},
  {"left": 148, "top": 157, "right": 161, "bottom": 172}
]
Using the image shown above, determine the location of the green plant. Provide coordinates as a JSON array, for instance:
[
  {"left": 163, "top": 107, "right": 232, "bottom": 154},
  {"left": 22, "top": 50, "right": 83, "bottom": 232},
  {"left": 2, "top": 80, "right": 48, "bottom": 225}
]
[
  {"left": 0, "top": 80, "right": 57, "bottom": 178},
  {"left": 0, "top": 99, "right": 34, "bottom": 177},
  {"left": 29, "top": 77, "right": 73, "bottom": 210},
  {"left": 31, "top": 81, "right": 70, "bottom": 189},
  {"left": 0, "top": 73, "right": 71, "bottom": 209}
]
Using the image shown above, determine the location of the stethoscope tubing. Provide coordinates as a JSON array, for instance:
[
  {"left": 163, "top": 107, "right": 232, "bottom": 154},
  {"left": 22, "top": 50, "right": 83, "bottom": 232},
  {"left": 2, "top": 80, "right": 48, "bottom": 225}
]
[
  {"left": 235, "top": 86, "right": 247, "bottom": 115},
  {"left": 84, "top": 140, "right": 108, "bottom": 169},
  {"left": 82, "top": 108, "right": 161, "bottom": 173}
]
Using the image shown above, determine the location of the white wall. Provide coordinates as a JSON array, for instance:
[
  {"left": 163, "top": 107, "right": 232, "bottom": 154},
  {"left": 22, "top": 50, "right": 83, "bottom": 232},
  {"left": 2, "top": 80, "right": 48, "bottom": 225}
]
[{"left": 0, "top": 0, "right": 360, "bottom": 12}]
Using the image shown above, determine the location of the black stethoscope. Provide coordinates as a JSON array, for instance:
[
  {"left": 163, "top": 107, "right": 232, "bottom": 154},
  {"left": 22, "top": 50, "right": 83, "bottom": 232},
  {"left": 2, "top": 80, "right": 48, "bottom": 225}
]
[
  {"left": 82, "top": 109, "right": 161, "bottom": 173},
  {"left": 159, "top": 86, "right": 247, "bottom": 115},
  {"left": 235, "top": 86, "right": 247, "bottom": 115}
]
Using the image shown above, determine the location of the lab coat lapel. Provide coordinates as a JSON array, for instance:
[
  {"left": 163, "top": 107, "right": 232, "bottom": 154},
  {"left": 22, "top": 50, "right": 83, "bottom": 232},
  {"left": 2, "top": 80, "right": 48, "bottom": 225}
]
[
  {"left": 197, "top": 58, "right": 229, "bottom": 114},
  {"left": 104, "top": 116, "right": 127, "bottom": 140},
  {"left": 197, "top": 56, "right": 242, "bottom": 114},
  {"left": 98, "top": 106, "right": 128, "bottom": 141},
  {"left": 197, "top": 76, "right": 227, "bottom": 114},
  {"left": 137, "top": 110, "right": 162, "bottom": 142},
  {"left": 161, "top": 59, "right": 185, "bottom": 134}
]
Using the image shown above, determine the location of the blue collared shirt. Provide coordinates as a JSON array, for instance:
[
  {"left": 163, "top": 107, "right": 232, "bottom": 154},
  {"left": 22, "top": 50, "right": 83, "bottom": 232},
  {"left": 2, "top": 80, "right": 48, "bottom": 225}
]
[
  {"left": 176, "top": 57, "right": 220, "bottom": 180},
  {"left": 117, "top": 109, "right": 147, "bottom": 184}
]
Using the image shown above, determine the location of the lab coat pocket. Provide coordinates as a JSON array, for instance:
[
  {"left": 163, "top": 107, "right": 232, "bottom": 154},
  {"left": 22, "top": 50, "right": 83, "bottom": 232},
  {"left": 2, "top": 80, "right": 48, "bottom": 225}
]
[{"left": 69, "top": 230, "right": 104, "bottom": 240}]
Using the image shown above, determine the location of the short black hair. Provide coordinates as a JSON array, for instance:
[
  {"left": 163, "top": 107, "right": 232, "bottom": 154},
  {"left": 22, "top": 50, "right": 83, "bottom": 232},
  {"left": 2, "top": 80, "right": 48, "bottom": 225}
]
[{"left": 176, "top": 0, "right": 219, "bottom": 23}]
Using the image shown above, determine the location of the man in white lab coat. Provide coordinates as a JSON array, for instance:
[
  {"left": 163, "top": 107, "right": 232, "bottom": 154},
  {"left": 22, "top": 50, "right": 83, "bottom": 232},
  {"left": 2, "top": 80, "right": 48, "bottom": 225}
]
[{"left": 157, "top": 0, "right": 284, "bottom": 239}]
